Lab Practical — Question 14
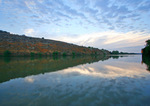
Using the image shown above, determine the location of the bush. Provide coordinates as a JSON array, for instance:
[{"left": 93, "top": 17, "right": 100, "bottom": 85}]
[
  {"left": 111, "top": 50, "right": 119, "bottom": 54},
  {"left": 72, "top": 52, "right": 75, "bottom": 56},
  {"left": 53, "top": 51, "right": 59, "bottom": 56},
  {"left": 143, "top": 46, "right": 150, "bottom": 56},
  {"left": 30, "top": 52, "right": 35, "bottom": 57},
  {"left": 76, "top": 53, "right": 81, "bottom": 55},
  {"left": 142, "top": 39, "right": 150, "bottom": 56},
  {"left": 95, "top": 51, "right": 97, "bottom": 55},
  {"left": 38, "top": 53, "right": 42, "bottom": 57},
  {"left": 63, "top": 52, "right": 67, "bottom": 56},
  {"left": 4, "top": 50, "right": 11, "bottom": 57}
]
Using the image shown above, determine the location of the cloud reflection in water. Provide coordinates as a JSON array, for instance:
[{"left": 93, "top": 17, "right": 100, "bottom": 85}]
[{"left": 0, "top": 56, "right": 150, "bottom": 105}]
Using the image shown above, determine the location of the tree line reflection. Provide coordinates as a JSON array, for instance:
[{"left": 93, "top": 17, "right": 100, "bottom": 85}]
[{"left": 0, "top": 55, "right": 110, "bottom": 83}]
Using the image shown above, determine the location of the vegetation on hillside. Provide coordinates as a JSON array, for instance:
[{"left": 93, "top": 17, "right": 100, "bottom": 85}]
[
  {"left": 110, "top": 50, "right": 135, "bottom": 54},
  {"left": 0, "top": 30, "right": 110, "bottom": 57}
]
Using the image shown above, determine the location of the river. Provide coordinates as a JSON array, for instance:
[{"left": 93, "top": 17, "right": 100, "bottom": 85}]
[{"left": 0, "top": 55, "right": 150, "bottom": 105}]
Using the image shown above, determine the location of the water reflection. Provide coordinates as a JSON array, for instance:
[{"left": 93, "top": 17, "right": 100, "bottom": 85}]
[
  {"left": 0, "top": 55, "right": 150, "bottom": 105},
  {"left": 142, "top": 55, "right": 150, "bottom": 71},
  {"left": 0, "top": 56, "right": 109, "bottom": 83}
]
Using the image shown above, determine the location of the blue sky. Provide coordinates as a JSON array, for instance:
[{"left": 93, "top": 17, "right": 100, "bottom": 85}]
[{"left": 0, "top": 0, "right": 150, "bottom": 53}]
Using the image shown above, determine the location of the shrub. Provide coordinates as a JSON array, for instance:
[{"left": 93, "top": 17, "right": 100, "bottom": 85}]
[
  {"left": 111, "top": 50, "right": 119, "bottom": 54},
  {"left": 38, "top": 53, "right": 42, "bottom": 57},
  {"left": 63, "top": 52, "right": 67, "bottom": 56},
  {"left": 83, "top": 49, "right": 86, "bottom": 52},
  {"left": 72, "top": 52, "right": 75, "bottom": 56},
  {"left": 142, "top": 40, "right": 150, "bottom": 56},
  {"left": 30, "top": 52, "right": 35, "bottom": 57},
  {"left": 76, "top": 53, "right": 81, "bottom": 55},
  {"left": 143, "top": 46, "right": 150, "bottom": 56},
  {"left": 95, "top": 51, "right": 97, "bottom": 55},
  {"left": 53, "top": 51, "right": 59, "bottom": 56},
  {"left": 4, "top": 50, "right": 11, "bottom": 57}
]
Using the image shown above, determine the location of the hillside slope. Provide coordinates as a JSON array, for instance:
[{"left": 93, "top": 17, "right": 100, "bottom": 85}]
[{"left": 0, "top": 30, "right": 110, "bottom": 56}]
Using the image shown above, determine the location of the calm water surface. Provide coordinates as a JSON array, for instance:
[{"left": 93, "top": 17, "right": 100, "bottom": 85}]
[{"left": 0, "top": 55, "right": 150, "bottom": 106}]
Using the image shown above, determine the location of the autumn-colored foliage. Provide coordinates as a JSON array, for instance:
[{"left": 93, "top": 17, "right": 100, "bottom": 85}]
[{"left": 0, "top": 30, "right": 110, "bottom": 56}]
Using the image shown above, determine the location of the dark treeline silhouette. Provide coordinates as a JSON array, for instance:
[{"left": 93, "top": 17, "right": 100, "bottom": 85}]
[
  {"left": 142, "top": 39, "right": 150, "bottom": 71},
  {"left": 142, "top": 39, "right": 150, "bottom": 56},
  {"left": 110, "top": 50, "right": 136, "bottom": 54},
  {"left": 142, "top": 55, "right": 150, "bottom": 71}
]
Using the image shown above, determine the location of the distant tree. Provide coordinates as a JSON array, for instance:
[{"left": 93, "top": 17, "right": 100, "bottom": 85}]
[
  {"left": 142, "top": 39, "right": 150, "bottom": 56},
  {"left": 30, "top": 52, "right": 35, "bottom": 57},
  {"left": 53, "top": 51, "right": 59, "bottom": 56},
  {"left": 4, "top": 50, "right": 11, "bottom": 57},
  {"left": 63, "top": 52, "right": 67, "bottom": 56},
  {"left": 146, "top": 39, "right": 150, "bottom": 46},
  {"left": 95, "top": 51, "right": 97, "bottom": 55},
  {"left": 42, "top": 37, "right": 44, "bottom": 39},
  {"left": 111, "top": 50, "right": 119, "bottom": 54},
  {"left": 72, "top": 52, "right": 75, "bottom": 56},
  {"left": 38, "top": 53, "right": 42, "bottom": 57},
  {"left": 22, "top": 34, "right": 26, "bottom": 37}
]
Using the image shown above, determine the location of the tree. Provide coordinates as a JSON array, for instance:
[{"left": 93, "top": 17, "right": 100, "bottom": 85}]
[
  {"left": 142, "top": 39, "right": 150, "bottom": 56},
  {"left": 30, "top": 52, "right": 35, "bottom": 57},
  {"left": 146, "top": 40, "right": 150, "bottom": 47},
  {"left": 4, "top": 50, "right": 11, "bottom": 57},
  {"left": 53, "top": 51, "right": 59, "bottom": 56},
  {"left": 111, "top": 50, "right": 119, "bottom": 54}
]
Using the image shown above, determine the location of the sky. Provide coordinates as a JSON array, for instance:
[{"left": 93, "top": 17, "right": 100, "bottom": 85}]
[{"left": 0, "top": 0, "right": 150, "bottom": 53}]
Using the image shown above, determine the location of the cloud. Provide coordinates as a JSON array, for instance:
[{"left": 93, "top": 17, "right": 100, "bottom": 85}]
[
  {"left": 56, "top": 11, "right": 72, "bottom": 19},
  {"left": 25, "top": 77, "right": 34, "bottom": 83},
  {"left": 55, "top": 30, "right": 150, "bottom": 52},
  {"left": 30, "top": 15, "right": 39, "bottom": 19},
  {"left": 1, "top": 0, "right": 150, "bottom": 53},
  {"left": 138, "top": 1, "right": 150, "bottom": 12},
  {"left": 24, "top": 0, "right": 36, "bottom": 11},
  {"left": 1, "top": 0, "right": 150, "bottom": 33},
  {"left": 116, "top": 46, "right": 144, "bottom": 53},
  {"left": 62, "top": 5, "right": 86, "bottom": 19},
  {"left": 24, "top": 28, "right": 35, "bottom": 35},
  {"left": 95, "top": 0, "right": 109, "bottom": 11}
]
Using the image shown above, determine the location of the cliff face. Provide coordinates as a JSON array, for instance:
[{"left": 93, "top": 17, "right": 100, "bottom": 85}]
[{"left": 0, "top": 30, "right": 110, "bottom": 56}]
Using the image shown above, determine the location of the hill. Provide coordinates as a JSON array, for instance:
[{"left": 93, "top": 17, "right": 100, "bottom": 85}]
[{"left": 0, "top": 30, "right": 110, "bottom": 56}]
